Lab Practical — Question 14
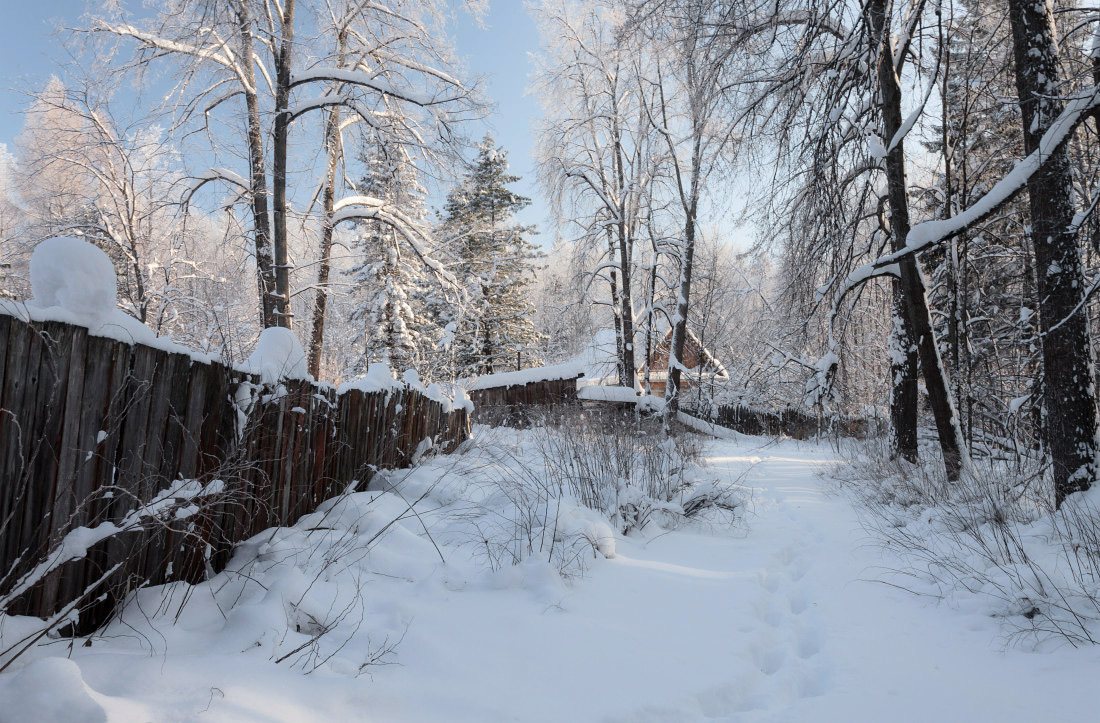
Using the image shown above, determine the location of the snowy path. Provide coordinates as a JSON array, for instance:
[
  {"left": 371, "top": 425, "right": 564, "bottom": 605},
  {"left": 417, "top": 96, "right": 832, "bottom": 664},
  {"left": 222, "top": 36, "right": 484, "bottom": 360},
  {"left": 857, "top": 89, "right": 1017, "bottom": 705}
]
[
  {"left": 4, "top": 435, "right": 1098, "bottom": 722},
  {"left": 365, "top": 437, "right": 1099, "bottom": 722}
]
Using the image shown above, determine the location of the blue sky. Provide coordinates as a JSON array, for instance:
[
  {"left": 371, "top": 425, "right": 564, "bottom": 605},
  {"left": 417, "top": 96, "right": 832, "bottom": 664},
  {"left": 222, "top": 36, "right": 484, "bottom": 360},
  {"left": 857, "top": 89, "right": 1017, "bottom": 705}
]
[
  {"left": 0, "top": 1, "right": 549, "bottom": 229},
  {"left": 454, "top": 3, "right": 548, "bottom": 231}
]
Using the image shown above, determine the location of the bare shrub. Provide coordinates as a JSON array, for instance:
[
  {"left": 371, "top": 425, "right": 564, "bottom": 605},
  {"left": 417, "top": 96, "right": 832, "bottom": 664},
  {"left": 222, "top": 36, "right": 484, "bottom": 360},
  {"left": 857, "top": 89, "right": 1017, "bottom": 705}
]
[
  {"left": 837, "top": 437, "right": 1100, "bottom": 647},
  {"left": 533, "top": 407, "right": 747, "bottom": 535},
  {"left": 439, "top": 429, "right": 610, "bottom": 579}
]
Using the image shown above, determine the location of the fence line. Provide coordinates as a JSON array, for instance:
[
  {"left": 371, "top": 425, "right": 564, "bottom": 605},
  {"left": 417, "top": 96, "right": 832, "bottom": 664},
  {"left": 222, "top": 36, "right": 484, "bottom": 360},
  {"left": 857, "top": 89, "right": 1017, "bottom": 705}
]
[
  {"left": 467, "top": 376, "right": 582, "bottom": 426},
  {"left": 0, "top": 314, "right": 469, "bottom": 631},
  {"left": 695, "top": 403, "right": 871, "bottom": 440}
]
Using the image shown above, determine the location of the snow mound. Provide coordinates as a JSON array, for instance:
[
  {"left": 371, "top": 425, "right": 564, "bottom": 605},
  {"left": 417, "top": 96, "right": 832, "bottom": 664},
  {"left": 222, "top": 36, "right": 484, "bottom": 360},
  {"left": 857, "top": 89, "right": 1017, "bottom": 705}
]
[
  {"left": 246, "top": 327, "right": 311, "bottom": 384},
  {"left": 0, "top": 657, "right": 146, "bottom": 722},
  {"left": 29, "top": 237, "right": 118, "bottom": 327},
  {"left": 339, "top": 361, "right": 403, "bottom": 395}
]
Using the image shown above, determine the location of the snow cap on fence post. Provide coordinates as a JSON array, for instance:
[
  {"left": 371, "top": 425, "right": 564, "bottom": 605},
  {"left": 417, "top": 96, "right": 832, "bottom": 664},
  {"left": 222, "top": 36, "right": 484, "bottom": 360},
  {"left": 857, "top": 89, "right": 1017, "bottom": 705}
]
[
  {"left": 29, "top": 237, "right": 118, "bottom": 327},
  {"left": 246, "top": 327, "right": 312, "bottom": 384}
]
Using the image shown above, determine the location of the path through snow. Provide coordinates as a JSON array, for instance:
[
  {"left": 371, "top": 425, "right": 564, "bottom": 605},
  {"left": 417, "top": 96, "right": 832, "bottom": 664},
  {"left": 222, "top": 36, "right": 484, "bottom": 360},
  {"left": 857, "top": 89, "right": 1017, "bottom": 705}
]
[
  {"left": 365, "top": 437, "right": 1099, "bottom": 722},
  {"left": 2, "top": 435, "right": 1097, "bottom": 721}
]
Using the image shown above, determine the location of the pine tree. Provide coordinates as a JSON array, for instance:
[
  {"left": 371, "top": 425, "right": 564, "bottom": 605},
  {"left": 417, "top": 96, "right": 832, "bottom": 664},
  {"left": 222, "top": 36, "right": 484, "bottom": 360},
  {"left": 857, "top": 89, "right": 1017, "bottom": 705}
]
[
  {"left": 441, "top": 134, "right": 541, "bottom": 375},
  {"left": 348, "top": 137, "right": 432, "bottom": 374}
]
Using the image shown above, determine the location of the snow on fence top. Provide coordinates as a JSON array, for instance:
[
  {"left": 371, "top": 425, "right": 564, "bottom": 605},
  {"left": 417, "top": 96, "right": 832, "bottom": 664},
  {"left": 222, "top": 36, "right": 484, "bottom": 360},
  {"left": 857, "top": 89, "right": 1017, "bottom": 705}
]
[
  {"left": 0, "top": 237, "right": 217, "bottom": 362},
  {"left": 341, "top": 366, "right": 472, "bottom": 414},
  {"left": 577, "top": 385, "right": 665, "bottom": 413},
  {"left": 465, "top": 360, "right": 586, "bottom": 391},
  {"left": 0, "top": 238, "right": 470, "bottom": 412}
]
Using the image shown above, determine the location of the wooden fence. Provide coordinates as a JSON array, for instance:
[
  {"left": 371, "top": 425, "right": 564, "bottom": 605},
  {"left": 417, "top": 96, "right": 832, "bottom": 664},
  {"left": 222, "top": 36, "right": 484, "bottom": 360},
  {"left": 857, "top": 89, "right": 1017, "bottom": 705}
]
[
  {"left": 0, "top": 314, "right": 470, "bottom": 632},
  {"left": 467, "top": 376, "right": 582, "bottom": 426},
  {"left": 697, "top": 403, "right": 871, "bottom": 440}
]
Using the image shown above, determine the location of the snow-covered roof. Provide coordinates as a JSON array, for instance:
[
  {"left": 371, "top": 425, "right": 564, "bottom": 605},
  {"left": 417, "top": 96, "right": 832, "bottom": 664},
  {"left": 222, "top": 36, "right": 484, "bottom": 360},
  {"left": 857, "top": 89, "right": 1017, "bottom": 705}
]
[
  {"left": 465, "top": 361, "right": 586, "bottom": 391},
  {"left": 577, "top": 385, "right": 638, "bottom": 403},
  {"left": 571, "top": 328, "right": 623, "bottom": 386},
  {"left": 577, "top": 385, "right": 666, "bottom": 413},
  {"left": 657, "top": 328, "right": 730, "bottom": 381}
]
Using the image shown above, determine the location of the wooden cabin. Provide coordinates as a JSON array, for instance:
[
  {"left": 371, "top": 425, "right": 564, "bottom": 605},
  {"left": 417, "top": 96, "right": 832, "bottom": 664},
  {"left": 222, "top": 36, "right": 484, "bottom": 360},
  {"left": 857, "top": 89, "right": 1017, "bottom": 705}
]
[{"left": 642, "top": 328, "right": 729, "bottom": 397}]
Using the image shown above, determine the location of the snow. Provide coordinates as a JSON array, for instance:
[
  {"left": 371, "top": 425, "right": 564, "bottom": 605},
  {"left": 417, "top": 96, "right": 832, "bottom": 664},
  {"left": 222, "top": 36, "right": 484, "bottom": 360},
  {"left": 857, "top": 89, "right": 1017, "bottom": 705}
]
[
  {"left": 0, "top": 657, "right": 148, "bottom": 722},
  {"left": 0, "top": 238, "right": 216, "bottom": 362},
  {"left": 3, "top": 432, "right": 1100, "bottom": 721},
  {"left": 465, "top": 361, "right": 585, "bottom": 391},
  {"left": 577, "top": 385, "right": 638, "bottom": 402},
  {"left": 28, "top": 237, "right": 117, "bottom": 326},
  {"left": 338, "top": 361, "right": 404, "bottom": 396},
  {"left": 866, "top": 134, "right": 886, "bottom": 159},
  {"left": 576, "top": 385, "right": 667, "bottom": 414},
  {"left": 244, "top": 327, "right": 311, "bottom": 384},
  {"left": 572, "top": 329, "right": 629, "bottom": 387}
]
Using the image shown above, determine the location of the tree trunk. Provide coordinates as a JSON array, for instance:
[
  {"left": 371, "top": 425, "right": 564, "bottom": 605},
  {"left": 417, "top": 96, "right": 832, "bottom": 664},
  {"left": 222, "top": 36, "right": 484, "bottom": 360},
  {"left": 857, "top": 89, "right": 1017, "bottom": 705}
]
[
  {"left": 612, "top": 116, "right": 637, "bottom": 388},
  {"left": 234, "top": 0, "right": 277, "bottom": 328},
  {"left": 607, "top": 229, "right": 626, "bottom": 386},
  {"left": 872, "top": 0, "right": 967, "bottom": 480},
  {"left": 1008, "top": 0, "right": 1098, "bottom": 506},
  {"left": 617, "top": 223, "right": 637, "bottom": 389},
  {"left": 889, "top": 289, "right": 919, "bottom": 462},
  {"left": 643, "top": 263, "right": 657, "bottom": 396},
  {"left": 665, "top": 208, "right": 696, "bottom": 415},
  {"left": 307, "top": 106, "right": 340, "bottom": 379},
  {"left": 271, "top": 0, "right": 296, "bottom": 328}
]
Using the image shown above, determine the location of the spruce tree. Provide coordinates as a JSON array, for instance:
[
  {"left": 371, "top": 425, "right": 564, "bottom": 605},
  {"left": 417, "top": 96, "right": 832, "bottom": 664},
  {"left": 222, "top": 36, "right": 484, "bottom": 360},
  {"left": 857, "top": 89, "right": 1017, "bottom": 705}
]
[
  {"left": 348, "top": 137, "right": 431, "bottom": 374},
  {"left": 441, "top": 134, "right": 541, "bottom": 375}
]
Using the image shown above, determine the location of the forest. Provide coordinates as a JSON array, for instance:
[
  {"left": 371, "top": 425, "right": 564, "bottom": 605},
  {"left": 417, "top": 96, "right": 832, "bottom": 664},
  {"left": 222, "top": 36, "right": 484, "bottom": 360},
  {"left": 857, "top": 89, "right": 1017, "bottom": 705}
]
[{"left": 2, "top": 0, "right": 1100, "bottom": 721}]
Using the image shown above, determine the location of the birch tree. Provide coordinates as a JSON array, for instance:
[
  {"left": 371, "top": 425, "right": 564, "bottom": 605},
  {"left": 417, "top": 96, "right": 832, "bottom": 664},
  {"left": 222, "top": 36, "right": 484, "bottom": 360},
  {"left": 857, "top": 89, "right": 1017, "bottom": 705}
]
[
  {"left": 634, "top": 0, "right": 739, "bottom": 416},
  {"left": 534, "top": 0, "right": 663, "bottom": 388},
  {"left": 93, "top": 0, "right": 482, "bottom": 331}
]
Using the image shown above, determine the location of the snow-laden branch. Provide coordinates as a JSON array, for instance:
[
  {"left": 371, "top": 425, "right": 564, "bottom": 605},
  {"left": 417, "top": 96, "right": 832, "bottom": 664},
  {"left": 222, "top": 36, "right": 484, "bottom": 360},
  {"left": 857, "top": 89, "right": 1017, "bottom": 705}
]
[
  {"left": 291, "top": 67, "right": 459, "bottom": 107},
  {"left": 284, "top": 95, "right": 387, "bottom": 132},
  {"left": 0, "top": 478, "right": 226, "bottom": 612},
  {"left": 92, "top": 22, "right": 255, "bottom": 93},
  {"left": 331, "top": 196, "right": 461, "bottom": 293},
  {"left": 837, "top": 82, "right": 1100, "bottom": 298}
]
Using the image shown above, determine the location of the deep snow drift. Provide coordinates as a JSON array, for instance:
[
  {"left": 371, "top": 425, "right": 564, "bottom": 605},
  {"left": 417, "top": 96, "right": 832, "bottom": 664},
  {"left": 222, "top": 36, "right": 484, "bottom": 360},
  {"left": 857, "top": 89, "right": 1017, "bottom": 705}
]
[{"left": 1, "top": 429, "right": 1097, "bottom": 722}]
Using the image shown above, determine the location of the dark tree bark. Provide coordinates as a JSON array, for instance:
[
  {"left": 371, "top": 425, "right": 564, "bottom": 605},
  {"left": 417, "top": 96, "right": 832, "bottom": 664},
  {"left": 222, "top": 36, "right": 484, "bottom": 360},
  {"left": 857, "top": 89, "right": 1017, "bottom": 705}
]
[
  {"left": 234, "top": 0, "right": 278, "bottom": 329},
  {"left": 617, "top": 234, "right": 637, "bottom": 389},
  {"left": 611, "top": 104, "right": 637, "bottom": 387},
  {"left": 666, "top": 203, "right": 697, "bottom": 414},
  {"left": 271, "top": 0, "right": 296, "bottom": 328},
  {"left": 1008, "top": 0, "right": 1098, "bottom": 506},
  {"left": 607, "top": 229, "right": 626, "bottom": 386},
  {"left": 889, "top": 288, "right": 919, "bottom": 462},
  {"left": 871, "top": 0, "right": 966, "bottom": 480}
]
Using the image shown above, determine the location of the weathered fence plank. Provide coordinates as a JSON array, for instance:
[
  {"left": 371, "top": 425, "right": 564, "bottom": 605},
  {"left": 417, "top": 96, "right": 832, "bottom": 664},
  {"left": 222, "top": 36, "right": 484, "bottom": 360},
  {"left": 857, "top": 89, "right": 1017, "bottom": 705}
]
[
  {"left": 0, "top": 315, "right": 470, "bottom": 631},
  {"left": 467, "top": 375, "right": 582, "bottom": 427}
]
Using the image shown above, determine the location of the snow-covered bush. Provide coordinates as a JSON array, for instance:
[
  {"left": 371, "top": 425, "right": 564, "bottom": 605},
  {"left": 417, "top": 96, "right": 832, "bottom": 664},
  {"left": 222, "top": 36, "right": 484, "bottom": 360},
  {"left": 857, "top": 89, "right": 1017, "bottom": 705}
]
[
  {"left": 533, "top": 408, "right": 746, "bottom": 535},
  {"left": 430, "top": 428, "right": 616, "bottom": 579},
  {"left": 836, "top": 439, "right": 1100, "bottom": 647}
]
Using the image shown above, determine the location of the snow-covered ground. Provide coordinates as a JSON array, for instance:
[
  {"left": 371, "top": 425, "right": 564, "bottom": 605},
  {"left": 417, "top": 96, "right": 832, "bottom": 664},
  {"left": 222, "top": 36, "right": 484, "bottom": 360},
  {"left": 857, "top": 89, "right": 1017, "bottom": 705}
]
[{"left": 1, "top": 430, "right": 1097, "bottom": 722}]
